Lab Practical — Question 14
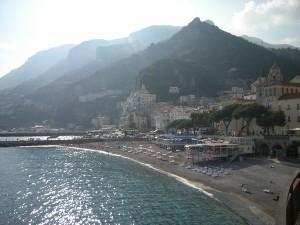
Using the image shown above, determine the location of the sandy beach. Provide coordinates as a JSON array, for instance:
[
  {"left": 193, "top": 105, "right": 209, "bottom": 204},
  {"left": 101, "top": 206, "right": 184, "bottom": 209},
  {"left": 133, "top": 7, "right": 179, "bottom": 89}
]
[{"left": 65, "top": 141, "right": 299, "bottom": 225}]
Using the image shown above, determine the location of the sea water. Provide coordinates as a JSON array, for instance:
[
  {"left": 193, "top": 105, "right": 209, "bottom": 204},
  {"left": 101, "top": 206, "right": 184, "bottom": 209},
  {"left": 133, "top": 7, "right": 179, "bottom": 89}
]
[{"left": 0, "top": 147, "right": 246, "bottom": 225}]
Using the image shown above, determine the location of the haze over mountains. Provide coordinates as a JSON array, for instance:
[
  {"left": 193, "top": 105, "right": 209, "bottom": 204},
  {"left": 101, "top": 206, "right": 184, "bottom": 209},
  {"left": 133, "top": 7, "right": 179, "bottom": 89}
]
[
  {"left": 0, "top": 25, "right": 180, "bottom": 94},
  {"left": 0, "top": 18, "right": 300, "bottom": 129},
  {"left": 241, "top": 35, "right": 298, "bottom": 50},
  {"left": 0, "top": 44, "right": 74, "bottom": 90}
]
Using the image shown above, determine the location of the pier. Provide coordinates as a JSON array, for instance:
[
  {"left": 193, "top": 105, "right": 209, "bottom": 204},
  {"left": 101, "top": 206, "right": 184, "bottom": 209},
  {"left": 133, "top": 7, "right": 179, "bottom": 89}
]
[
  {"left": 0, "top": 131, "right": 86, "bottom": 137},
  {"left": 0, "top": 137, "right": 102, "bottom": 147},
  {"left": 0, "top": 137, "right": 145, "bottom": 147}
]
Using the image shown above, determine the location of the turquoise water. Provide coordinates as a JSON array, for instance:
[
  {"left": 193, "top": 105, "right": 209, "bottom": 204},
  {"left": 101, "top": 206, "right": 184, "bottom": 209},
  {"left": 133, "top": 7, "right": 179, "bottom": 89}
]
[{"left": 0, "top": 147, "right": 246, "bottom": 225}]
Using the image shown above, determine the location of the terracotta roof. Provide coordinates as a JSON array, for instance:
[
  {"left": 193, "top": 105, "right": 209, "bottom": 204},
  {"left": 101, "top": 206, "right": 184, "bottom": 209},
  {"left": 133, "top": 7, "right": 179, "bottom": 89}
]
[
  {"left": 291, "top": 75, "right": 300, "bottom": 79},
  {"left": 278, "top": 93, "right": 300, "bottom": 100},
  {"left": 290, "top": 75, "right": 300, "bottom": 83},
  {"left": 281, "top": 82, "right": 300, "bottom": 87},
  {"left": 263, "top": 82, "right": 300, "bottom": 87}
]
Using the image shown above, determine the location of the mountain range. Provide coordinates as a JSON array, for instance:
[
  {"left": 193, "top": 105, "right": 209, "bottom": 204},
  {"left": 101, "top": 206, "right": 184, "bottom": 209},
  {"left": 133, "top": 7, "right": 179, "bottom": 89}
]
[
  {"left": 0, "top": 25, "right": 180, "bottom": 95},
  {"left": 0, "top": 44, "right": 74, "bottom": 90},
  {"left": 0, "top": 18, "right": 300, "bottom": 129},
  {"left": 241, "top": 35, "right": 298, "bottom": 50}
]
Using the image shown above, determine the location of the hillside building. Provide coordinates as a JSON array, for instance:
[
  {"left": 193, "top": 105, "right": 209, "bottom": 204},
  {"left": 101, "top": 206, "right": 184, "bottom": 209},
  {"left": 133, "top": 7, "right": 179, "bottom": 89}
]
[
  {"left": 255, "top": 64, "right": 300, "bottom": 106},
  {"left": 169, "top": 86, "right": 180, "bottom": 94},
  {"left": 152, "top": 104, "right": 196, "bottom": 129},
  {"left": 224, "top": 64, "right": 300, "bottom": 136},
  {"left": 119, "top": 85, "right": 156, "bottom": 128},
  {"left": 252, "top": 64, "right": 300, "bottom": 133},
  {"left": 272, "top": 94, "right": 300, "bottom": 131},
  {"left": 217, "top": 87, "right": 245, "bottom": 101},
  {"left": 124, "top": 85, "right": 157, "bottom": 111},
  {"left": 179, "top": 95, "right": 196, "bottom": 105},
  {"left": 91, "top": 115, "right": 110, "bottom": 128}
]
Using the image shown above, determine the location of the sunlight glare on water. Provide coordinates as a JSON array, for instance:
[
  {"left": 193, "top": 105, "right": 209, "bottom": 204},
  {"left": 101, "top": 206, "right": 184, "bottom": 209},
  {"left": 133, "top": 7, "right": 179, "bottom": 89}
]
[{"left": 0, "top": 147, "right": 246, "bottom": 225}]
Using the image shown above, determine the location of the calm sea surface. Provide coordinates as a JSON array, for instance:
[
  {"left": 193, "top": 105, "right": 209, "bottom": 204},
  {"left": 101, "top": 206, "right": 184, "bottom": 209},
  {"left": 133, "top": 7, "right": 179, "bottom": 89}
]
[{"left": 0, "top": 147, "right": 246, "bottom": 225}]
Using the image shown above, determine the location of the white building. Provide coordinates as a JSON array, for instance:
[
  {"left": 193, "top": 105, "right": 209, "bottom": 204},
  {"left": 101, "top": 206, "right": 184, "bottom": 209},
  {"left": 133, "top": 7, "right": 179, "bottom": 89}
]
[
  {"left": 253, "top": 64, "right": 300, "bottom": 133},
  {"left": 271, "top": 94, "right": 300, "bottom": 132},
  {"left": 179, "top": 95, "right": 196, "bottom": 105},
  {"left": 91, "top": 116, "right": 109, "bottom": 128},
  {"left": 152, "top": 104, "right": 196, "bottom": 129},
  {"left": 217, "top": 87, "right": 245, "bottom": 101},
  {"left": 169, "top": 106, "right": 194, "bottom": 121},
  {"left": 243, "top": 94, "right": 256, "bottom": 100},
  {"left": 225, "top": 65, "right": 300, "bottom": 136},
  {"left": 120, "top": 85, "right": 156, "bottom": 128},
  {"left": 231, "top": 87, "right": 244, "bottom": 98},
  {"left": 124, "top": 85, "right": 156, "bottom": 112},
  {"left": 169, "top": 86, "right": 180, "bottom": 94}
]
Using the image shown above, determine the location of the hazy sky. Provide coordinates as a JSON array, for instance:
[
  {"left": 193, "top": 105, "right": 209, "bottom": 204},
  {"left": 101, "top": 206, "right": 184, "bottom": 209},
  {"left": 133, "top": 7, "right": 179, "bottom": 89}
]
[{"left": 0, "top": 0, "right": 299, "bottom": 77}]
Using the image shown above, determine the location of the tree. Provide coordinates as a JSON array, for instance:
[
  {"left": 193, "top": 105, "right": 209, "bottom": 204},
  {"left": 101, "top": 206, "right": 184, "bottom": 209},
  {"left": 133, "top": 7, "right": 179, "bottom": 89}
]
[
  {"left": 211, "top": 103, "right": 240, "bottom": 136},
  {"left": 272, "top": 110, "right": 286, "bottom": 127},
  {"left": 256, "top": 110, "right": 286, "bottom": 135},
  {"left": 233, "top": 103, "right": 267, "bottom": 136},
  {"left": 167, "top": 119, "right": 193, "bottom": 132},
  {"left": 190, "top": 112, "right": 213, "bottom": 130},
  {"left": 256, "top": 110, "right": 273, "bottom": 135},
  {"left": 128, "top": 114, "right": 136, "bottom": 129}
]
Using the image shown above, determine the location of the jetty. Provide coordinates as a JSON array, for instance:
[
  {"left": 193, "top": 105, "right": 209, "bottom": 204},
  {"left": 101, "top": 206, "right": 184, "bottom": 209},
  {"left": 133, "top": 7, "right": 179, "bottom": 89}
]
[{"left": 0, "top": 135, "right": 144, "bottom": 147}]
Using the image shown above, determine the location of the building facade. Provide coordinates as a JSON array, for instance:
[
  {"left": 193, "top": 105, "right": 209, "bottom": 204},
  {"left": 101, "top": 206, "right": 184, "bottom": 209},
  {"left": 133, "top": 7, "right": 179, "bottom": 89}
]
[
  {"left": 271, "top": 94, "right": 300, "bottom": 131},
  {"left": 255, "top": 64, "right": 300, "bottom": 106},
  {"left": 120, "top": 85, "right": 156, "bottom": 129},
  {"left": 224, "top": 64, "right": 300, "bottom": 136},
  {"left": 152, "top": 104, "right": 196, "bottom": 129}
]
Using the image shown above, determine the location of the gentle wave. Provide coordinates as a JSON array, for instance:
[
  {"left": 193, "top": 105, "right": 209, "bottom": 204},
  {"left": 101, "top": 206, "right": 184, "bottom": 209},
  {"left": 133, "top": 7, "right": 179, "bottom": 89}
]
[
  {"left": 0, "top": 146, "right": 246, "bottom": 225},
  {"left": 62, "top": 145, "right": 215, "bottom": 199}
]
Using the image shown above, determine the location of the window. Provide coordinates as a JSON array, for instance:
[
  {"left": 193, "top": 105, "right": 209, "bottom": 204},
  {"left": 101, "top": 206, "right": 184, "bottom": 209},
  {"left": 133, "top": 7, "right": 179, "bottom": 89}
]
[
  {"left": 287, "top": 116, "right": 291, "bottom": 122},
  {"left": 296, "top": 89, "right": 298, "bottom": 93},
  {"left": 282, "top": 87, "right": 284, "bottom": 94},
  {"left": 298, "top": 116, "right": 300, "bottom": 122},
  {"left": 297, "top": 104, "right": 300, "bottom": 110},
  {"left": 286, "top": 88, "right": 289, "bottom": 94},
  {"left": 291, "top": 88, "right": 294, "bottom": 94},
  {"left": 265, "top": 89, "right": 267, "bottom": 97},
  {"left": 287, "top": 104, "right": 291, "bottom": 110},
  {"left": 273, "top": 88, "right": 276, "bottom": 96}
]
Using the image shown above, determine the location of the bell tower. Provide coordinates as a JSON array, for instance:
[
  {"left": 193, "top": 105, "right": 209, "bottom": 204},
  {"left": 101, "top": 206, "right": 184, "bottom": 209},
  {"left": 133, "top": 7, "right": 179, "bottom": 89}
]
[{"left": 267, "top": 63, "right": 283, "bottom": 84}]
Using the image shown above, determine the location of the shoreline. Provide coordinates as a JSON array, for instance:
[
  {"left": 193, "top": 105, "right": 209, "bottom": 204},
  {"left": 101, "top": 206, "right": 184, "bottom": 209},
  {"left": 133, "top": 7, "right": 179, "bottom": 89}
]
[
  {"left": 66, "top": 145, "right": 216, "bottom": 198},
  {"left": 63, "top": 142, "right": 281, "bottom": 225}
]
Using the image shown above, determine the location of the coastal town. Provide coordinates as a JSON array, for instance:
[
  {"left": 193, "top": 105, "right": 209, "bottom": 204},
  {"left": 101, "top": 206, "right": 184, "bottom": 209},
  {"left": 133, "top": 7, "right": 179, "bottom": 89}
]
[
  {"left": 4, "top": 64, "right": 300, "bottom": 161},
  {"left": 117, "top": 63, "right": 300, "bottom": 137},
  {"left": 1, "top": 64, "right": 299, "bottom": 225}
]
